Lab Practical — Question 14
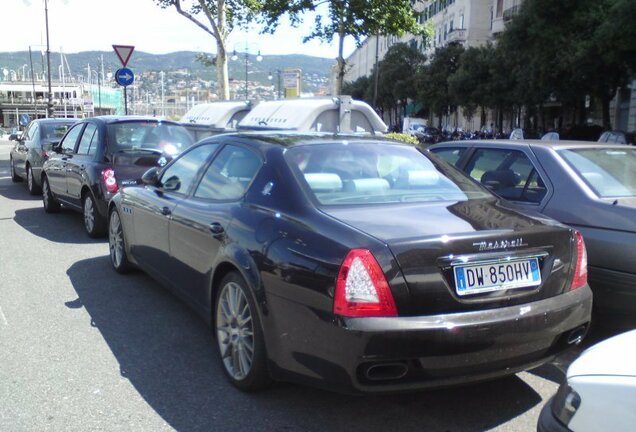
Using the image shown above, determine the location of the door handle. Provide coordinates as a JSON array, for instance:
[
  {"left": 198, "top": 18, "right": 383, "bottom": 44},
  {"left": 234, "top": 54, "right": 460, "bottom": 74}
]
[
  {"left": 161, "top": 206, "right": 171, "bottom": 216},
  {"left": 209, "top": 222, "right": 224, "bottom": 235}
]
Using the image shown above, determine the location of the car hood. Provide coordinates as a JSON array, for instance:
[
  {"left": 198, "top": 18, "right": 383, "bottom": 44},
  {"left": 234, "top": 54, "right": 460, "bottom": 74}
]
[{"left": 568, "top": 330, "right": 636, "bottom": 379}]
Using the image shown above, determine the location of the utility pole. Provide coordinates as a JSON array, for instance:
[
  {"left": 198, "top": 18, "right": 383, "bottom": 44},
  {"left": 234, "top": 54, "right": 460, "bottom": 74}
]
[{"left": 44, "top": 0, "right": 53, "bottom": 118}]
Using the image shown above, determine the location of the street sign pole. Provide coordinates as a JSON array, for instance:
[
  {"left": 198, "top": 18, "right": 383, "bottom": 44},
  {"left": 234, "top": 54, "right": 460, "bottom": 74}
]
[{"left": 124, "top": 86, "right": 128, "bottom": 115}]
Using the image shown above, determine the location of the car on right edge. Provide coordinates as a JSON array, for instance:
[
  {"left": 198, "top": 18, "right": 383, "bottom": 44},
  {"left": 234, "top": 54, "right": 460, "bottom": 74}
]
[
  {"left": 538, "top": 329, "right": 636, "bottom": 432},
  {"left": 429, "top": 140, "right": 636, "bottom": 326}
]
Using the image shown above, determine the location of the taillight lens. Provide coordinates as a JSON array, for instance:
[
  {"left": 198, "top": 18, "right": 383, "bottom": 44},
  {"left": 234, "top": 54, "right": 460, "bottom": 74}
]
[
  {"left": 41, "top": 150, "right": 49, "bottom": 159},
  {"left": 101, "top": 168, "right": 119, "bottom": 194},
  {"left": 334, "top": 249, "right": 397, "bottom": 317},
  {"left": 570, "top": 231, "right": 587, "bottom": 290}
]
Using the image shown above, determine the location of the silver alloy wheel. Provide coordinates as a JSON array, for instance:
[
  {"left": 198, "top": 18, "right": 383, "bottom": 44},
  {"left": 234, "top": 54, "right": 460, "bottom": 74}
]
[
  {"left": 27, "top": 166, "right": 33, "bottom": 191},
  {"left": 216, "top": 282, "right": 255, "bottom": 380},
  {"left": 84, "top": 195, "right": 95, "bottom": 233},
  {"left": 109, "top": 211, "right": 123, "bottom": 268}
]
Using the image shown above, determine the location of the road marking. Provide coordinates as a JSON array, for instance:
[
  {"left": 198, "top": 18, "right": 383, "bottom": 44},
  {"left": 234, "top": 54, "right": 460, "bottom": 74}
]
[
  {"left": 0, "top": 176, "right": 11, "bottom": 180},
  {"left": 0, "top": 306, "right": 8, "bottom": 326}
]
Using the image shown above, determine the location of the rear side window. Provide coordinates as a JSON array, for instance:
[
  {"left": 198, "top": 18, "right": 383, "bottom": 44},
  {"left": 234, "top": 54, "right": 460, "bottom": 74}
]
[
  {"left": 194, "top": 145, "right": 261, "bottom": 200},
  {"left": 464, "top": 148, "right": 547, "bottom": 203},
  {"left": 76, "top": 124, "right": 98, "bottom": 155},
  {"left": 160, "top": 144, "right": 219, "bottom": 194},
  {"left": 285, "top": 142, "right": 489, "bottom": 205},
  {"left": 107, "top": 121, "right": 194, "bottom": 156},
  {"left": 60, "top": 124, "right": 84, "bottom": 153}
]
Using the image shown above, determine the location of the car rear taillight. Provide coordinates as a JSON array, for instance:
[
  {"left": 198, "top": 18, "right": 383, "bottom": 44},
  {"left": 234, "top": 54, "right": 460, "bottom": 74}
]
[
  {"left": 570, "top": 231, "right": 588, "bottom": 290},
  {"left": 41, "top": 149, "right": 49, "bottom": 159},
  {"left": 101, "top": 168, "right": 119, "bottom": 194},
  {"left": 334, "top": 249, "right": 397, "bottom": 317}
]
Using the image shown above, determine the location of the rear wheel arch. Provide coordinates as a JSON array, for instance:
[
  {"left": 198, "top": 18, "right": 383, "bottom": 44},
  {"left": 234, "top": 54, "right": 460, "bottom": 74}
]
[{"left": 211, "top": 259, "right": 264, "bottom": 326}]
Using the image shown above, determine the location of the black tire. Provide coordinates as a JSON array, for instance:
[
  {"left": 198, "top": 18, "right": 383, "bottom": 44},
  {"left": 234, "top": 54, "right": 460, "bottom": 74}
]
[
  {"left": 27, "top": 165, "right": 41, "bottom": 195},
  {"left": 215, "top": 272, "right": 270, "bottom": 391},
  {"left": 83, "top": 192, "right": 107, "bottom": 238},
  {"left": 108, "top": 207, "right": 133, "bottom": 273},
  {"left": 42, "top": 175, "right": 60, "bottom": 213},
  {"left": 10, "top": 157, "right": 21, "bottom": 182}
]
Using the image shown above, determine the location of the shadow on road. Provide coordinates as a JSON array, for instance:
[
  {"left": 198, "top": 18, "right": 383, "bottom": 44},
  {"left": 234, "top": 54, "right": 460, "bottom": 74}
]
[
  {"left": 0, "top": 158, "right": 41, "bottom": 201},
  {"left": 66, "top": 256, "right": 545, "bottom": 432},
  {"left": 14, "top": 207, "right": 105, "bottom": 244}
]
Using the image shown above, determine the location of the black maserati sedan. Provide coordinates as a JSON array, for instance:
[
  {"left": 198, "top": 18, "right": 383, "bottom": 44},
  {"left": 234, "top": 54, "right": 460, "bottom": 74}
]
[
  {"left": 108, "top": 132, "right": 592, "bottom": 393},
  {"left": 42, "top": 116, "right": 194, "bottom": 237},
  {"left": 9, "top": 118, "right": 77, "bottom": 194}
]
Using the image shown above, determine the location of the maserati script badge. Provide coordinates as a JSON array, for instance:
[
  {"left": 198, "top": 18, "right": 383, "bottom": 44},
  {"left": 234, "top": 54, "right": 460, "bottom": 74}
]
[{"left": 473, "top": 238, "right": 527, "bottom": 251}]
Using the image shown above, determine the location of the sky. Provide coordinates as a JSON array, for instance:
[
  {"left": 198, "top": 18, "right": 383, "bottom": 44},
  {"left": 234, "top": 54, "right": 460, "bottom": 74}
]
[{"left": 2, "top": 0, "right": 356, "bottom": 59}]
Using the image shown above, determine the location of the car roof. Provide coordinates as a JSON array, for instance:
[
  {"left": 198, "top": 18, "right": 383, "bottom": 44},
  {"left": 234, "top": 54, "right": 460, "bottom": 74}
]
[
  {"left": 207, "top": 130, "right": 410, "bottom": 149},
  {"left": 83, "top": 115, "right": 181, "bottom": 125},
  {"left": 432, "top": 139, "right": 633, "bottom": 151}
]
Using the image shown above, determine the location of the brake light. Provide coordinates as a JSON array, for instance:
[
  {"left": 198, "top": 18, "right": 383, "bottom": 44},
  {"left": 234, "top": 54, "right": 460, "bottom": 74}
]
[
  {"left": 101, "top": 168, "right": 119, "bottom": 194},
  {"left": 334, "top": 249, "right": 397, "bottom": 317},
  {"left": 570, "top": 231, "right": 587, "bottom": 290},
  {"left": 41, "top": 150, "right": 49, "bottom": 159}
]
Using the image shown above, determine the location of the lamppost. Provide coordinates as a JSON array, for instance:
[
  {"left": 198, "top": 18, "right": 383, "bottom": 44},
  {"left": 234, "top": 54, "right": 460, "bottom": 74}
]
[
  {"left": 268, "top": 69, "right": 282, "bottom": 100},
  {"left": 231, "top": 42, "right": 262, "bottom": 100}
]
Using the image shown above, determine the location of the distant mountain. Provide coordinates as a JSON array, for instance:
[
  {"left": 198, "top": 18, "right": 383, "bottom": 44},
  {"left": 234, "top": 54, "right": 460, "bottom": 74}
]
[{"left": 0, "top": 50, "right": 334, "bottom": 88}]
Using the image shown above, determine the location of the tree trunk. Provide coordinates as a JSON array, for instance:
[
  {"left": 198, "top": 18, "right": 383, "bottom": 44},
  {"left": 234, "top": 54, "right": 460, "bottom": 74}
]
[
  {"left": 601, "top": 91, "right": 612, "bottom": 130},
  {"left": 216, "top": 38, "right": 229, "bottom": 100},
  {"left": 335, "top": 20, "right": 346, "bottom": 96},
  {"left": 215, "top": 0, "right": 229, "bottom": 100}
]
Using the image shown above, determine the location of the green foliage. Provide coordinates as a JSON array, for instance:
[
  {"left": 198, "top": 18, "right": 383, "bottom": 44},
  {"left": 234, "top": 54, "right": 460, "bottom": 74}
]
[
  {"left": 342, "top": 75, "right": 373, "bottom": 103},
  {"left": 376, "top": 43, "right": 426, "bottom": 112},
  {"left": 416, "top": 43, "right": 464, "bottom": 122},
  {"left": 257, "top": 0, "right": 426, "bottom": 94},
  {"left": 384, "top": 132, "right": 419, "bottom": 146}
]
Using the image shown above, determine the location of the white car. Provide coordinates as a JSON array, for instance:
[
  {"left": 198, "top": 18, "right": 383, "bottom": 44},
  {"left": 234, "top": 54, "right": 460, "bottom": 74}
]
[{"left": 538, "top": 329, "right": 636, "bottom": 431}]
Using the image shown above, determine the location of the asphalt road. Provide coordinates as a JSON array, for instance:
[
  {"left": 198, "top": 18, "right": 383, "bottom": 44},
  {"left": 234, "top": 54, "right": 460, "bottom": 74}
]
[{"left": 0, "top": 138, "right": 603, "bottom": 432}]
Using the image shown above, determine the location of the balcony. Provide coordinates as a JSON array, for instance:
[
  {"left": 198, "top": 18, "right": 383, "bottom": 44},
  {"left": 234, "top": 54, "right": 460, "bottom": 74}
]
[
  {"left": 503, "top": 5, "right": 520, "bottom": 21},
  {"left": 446, "top": 29, "right": 467, "bottom": 44}
]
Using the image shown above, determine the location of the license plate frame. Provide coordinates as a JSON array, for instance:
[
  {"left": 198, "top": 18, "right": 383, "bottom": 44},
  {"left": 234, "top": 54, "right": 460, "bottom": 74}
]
[{"left": 453, "top": 257, "right": 541, "bottom": 296}]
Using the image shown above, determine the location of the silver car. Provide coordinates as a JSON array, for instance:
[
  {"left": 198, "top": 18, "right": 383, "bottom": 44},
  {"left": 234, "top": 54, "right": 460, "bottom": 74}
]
[{"left": 429, "top": 140, "right": 636, "bottom": 325}]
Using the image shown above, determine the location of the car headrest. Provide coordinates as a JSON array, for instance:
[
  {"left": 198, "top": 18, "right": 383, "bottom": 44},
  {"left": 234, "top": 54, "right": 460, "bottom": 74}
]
[
  {"left": 304, "top": 173, "right": 343, "bottom": 192},
  {"left": 345, "top": 178, "right": 390, "bottom": 193},
  {"left": 480, "top": 169, "right": 520, "bottom": 188},
  {"left": 405, "top": 170, "right": 440, "bottom": 187}
]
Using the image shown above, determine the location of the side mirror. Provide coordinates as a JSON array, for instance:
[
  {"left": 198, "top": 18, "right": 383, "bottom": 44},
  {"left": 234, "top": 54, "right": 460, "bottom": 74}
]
[
  {"left": 9, "top": 134, "right": 17, "bottom": 141},
  {"left": 52, "top": 142, "right": 63, "bottom": 153},
  {"left": 141, "top": 167, "right": 161, "bottom": 186}
]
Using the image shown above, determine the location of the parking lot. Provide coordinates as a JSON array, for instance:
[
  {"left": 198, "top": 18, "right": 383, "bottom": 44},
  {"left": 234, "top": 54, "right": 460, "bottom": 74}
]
[{"left": 0, "top": 137, "right": 596, "bottom": 432}]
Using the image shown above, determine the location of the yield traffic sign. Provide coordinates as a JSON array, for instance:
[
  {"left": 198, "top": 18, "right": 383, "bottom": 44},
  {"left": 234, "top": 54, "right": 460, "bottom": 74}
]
[{"left": 112, "top": 45, "right": 135, "bottom": 67}]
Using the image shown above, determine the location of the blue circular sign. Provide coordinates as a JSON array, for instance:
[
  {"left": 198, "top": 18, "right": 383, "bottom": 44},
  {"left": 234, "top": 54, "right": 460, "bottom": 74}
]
[
  {"left": 115, "top": 67, "right": 134, "bottom": 87},
  {"left": 19, "top": 113, "right": 31, "bottom": 126}
]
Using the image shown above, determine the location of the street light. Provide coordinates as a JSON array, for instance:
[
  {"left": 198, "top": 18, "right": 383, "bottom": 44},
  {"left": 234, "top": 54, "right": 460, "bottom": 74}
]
[{"left": 232, "top": 43, "right": 262, "bottom": 101}]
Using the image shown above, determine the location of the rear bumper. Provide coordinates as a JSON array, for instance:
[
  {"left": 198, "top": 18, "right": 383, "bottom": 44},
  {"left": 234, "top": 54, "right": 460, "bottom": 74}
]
[
  {"left": 537, "top": 397, "right": 571, "bottom": 432},
  {"left": 266, "top": 286, "right": 592, "bottom": 394}
]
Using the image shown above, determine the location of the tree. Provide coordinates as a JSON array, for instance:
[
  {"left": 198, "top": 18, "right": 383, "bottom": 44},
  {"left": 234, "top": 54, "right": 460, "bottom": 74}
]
[
  {"left": 154, "top": 0, "right": 259, "bottom": 100},
  {"left": 342, "top": 75, "right": 373, "bottom": 103},
  {"left": 376, "top": 43, "right": 426, "bottom": 123},
  {"left": 258, "top": 0, "right": 424, "bottom": 95},
  {"left": 416, "top": 43, "right": 464, "bottom": 128}
]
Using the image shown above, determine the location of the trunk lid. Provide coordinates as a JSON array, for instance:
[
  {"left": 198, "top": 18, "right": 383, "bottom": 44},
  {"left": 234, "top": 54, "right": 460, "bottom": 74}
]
[{"left": 323, "top": 199, "right": 576, "bottom": 315}]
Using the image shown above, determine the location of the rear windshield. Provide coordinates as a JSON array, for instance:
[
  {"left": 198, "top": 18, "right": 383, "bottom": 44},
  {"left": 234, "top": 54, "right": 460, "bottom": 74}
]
[
  {"left": 285, "top": 142, "right": 491, "bottom": 205},
  {"left": 558, "top": 147, "right": 636, "bottom": 198},
  {"left": 107, "top": 121, "right": 194, "bottom": 155},
  {"left": 41, "top": 122, "right": 74, "bottom": 140}
]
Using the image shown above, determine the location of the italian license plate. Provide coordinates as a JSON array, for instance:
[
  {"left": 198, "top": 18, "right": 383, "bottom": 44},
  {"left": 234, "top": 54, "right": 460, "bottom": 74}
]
[{"left": 453, "top": 258, "right": 541, "bottom": 296}]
